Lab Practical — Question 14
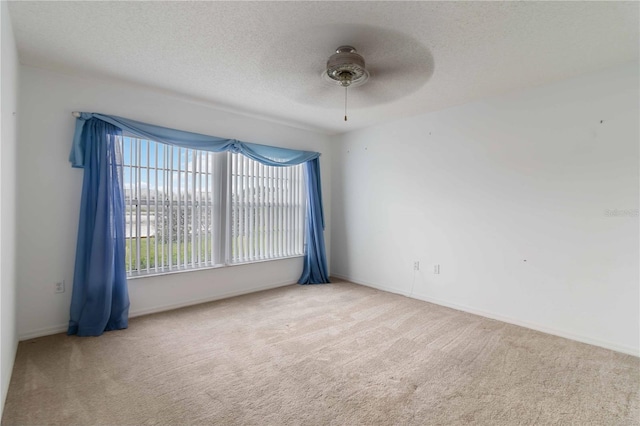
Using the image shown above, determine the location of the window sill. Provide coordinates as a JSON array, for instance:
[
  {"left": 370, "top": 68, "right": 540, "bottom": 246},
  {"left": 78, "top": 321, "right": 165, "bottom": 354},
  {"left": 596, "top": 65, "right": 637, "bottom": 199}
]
[{"left": 127, "top": 254, "right": 304, "bottom": 280}]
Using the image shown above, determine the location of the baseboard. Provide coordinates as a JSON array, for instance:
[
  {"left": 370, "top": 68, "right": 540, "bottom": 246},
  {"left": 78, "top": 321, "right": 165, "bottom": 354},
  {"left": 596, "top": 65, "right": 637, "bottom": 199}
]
[
  {"left": 18, "top": 280, "right": 295, "bottom": 341},
  {"left": 129, "top": 280, "right": 295, "bottom": 318},
  {"left": 19, "top": 324, "right": 68, "bottom": 341},
  {"left": 332, "top": 273, "right": 640, "bottom": 357}
]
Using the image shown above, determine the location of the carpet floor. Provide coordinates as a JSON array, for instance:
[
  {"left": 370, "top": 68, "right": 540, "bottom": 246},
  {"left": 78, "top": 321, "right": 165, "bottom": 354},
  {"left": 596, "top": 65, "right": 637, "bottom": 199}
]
[{"left": 2, "top": 280, "right": 638, "bottom": 425}]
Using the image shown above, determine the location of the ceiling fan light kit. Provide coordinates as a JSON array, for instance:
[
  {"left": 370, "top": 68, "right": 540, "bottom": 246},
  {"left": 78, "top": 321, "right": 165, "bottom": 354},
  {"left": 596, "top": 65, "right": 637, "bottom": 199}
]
[
  {"left": 323, "top": 46, "right": 369, "bottom": 121},
  {"left": 324, "top": 46, "right": 369, "bottom": 88}
]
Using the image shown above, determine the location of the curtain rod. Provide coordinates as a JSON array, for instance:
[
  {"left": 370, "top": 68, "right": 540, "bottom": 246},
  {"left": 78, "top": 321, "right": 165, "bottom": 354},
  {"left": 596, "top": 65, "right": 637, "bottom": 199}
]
[{"left": 72, "top": 111, "right": 81, "bottom": 117}]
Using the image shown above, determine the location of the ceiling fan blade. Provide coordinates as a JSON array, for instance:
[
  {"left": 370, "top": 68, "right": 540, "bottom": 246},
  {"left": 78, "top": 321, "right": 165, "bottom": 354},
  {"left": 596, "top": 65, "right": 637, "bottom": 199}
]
[
  {"left": 294, "top": 82, "right": 343, "bottom": 106},
  {"left": 259, "top": 23, "right": 435, "bottom": 109},
  {"left": 348, "top": 80, "right": 401, "bottom": 106},
  {"left": 368, "top": 61, "right": 433, "bottom": 79}
]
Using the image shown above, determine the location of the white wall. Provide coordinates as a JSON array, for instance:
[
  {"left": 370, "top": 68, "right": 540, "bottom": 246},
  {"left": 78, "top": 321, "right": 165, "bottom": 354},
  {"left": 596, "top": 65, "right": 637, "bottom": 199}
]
[
  {"left": 331, "top": 63, "right": 639, "bottom": 356},
  {"left": 0, "top": 0, "right": 19, "bottom": 416},
  {"left": 17, "top": 65, "right": 332, "bottom": 339}
]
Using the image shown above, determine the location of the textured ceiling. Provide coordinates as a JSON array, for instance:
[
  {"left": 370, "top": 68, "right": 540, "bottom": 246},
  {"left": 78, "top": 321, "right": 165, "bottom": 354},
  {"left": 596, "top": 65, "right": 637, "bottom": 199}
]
[{"left": 8, "top": 1, "right": 639, "bottom": 135}]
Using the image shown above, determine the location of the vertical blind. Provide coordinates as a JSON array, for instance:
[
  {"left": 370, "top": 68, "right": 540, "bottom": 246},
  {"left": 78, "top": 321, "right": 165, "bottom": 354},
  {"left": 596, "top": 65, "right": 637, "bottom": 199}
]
[
  {"left": 229, "top": 153, "right": 305, "bottom": 264},
  {"left": 121, "top": 137, "right": 304, "bottom": 276}
]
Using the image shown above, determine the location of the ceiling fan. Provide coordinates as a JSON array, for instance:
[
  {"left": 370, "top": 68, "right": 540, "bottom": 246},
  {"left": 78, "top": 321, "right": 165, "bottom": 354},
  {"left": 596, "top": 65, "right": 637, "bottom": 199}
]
[
  {"left": 322, "top": 46, "right": 369, "bottom": 121},
  {"left": 260, "top": 25, "right": 433, "bottom": 119}
]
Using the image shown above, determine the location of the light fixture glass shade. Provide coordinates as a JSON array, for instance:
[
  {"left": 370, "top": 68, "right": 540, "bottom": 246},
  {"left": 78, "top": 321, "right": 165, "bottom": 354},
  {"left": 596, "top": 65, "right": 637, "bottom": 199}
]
[{"left": 323, "top": 46, "right": 369, "bottom": 88}]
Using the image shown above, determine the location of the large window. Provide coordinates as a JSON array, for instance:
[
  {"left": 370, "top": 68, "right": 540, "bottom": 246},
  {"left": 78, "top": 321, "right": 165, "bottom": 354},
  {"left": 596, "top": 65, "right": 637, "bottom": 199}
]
[{"left": 121, "top": 136, "right": 305, "bottom": 277}]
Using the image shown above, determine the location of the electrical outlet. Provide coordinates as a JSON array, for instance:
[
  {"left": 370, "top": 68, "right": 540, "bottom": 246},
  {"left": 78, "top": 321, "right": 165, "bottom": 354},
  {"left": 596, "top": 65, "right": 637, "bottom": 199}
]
[
  {"left": 433, "top": 264, "right": 440, "bottom": 275},
  {"left": 55, "top": 281, "right": 65, "bottom": 293},
  {"left": 413, "top": 261, "right": 420, "bottom": 271}
]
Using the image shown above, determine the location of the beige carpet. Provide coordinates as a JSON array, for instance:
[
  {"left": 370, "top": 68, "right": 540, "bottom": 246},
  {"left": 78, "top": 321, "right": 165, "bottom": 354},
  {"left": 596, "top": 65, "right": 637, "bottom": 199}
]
[{"left": 2, "top": 280, "right": 639, "bottom": 425}]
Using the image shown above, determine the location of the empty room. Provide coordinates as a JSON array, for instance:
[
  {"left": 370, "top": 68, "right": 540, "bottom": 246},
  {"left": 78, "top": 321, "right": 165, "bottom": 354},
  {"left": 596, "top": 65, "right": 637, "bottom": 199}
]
[{"left": 1, "top": 1, "right": 638, "bottom": 424}]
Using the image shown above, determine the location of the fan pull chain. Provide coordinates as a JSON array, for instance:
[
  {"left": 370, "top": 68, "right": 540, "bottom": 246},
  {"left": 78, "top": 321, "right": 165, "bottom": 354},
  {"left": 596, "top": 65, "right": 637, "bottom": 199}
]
[{"left": 344, "top": 87, "right": 348, "bottom": 122}]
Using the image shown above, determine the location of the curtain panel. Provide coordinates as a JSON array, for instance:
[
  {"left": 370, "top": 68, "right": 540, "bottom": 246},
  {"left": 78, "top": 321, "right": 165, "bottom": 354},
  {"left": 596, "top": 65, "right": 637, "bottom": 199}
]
[
  {"left": 69, "top": 113, "right": 329, "bottom": 335},
  {"left": 68, "top": 119, "right": 129, "bottom": 336},
  {"left": 298, "top": 158, "right": 330, "bottom": 284}
]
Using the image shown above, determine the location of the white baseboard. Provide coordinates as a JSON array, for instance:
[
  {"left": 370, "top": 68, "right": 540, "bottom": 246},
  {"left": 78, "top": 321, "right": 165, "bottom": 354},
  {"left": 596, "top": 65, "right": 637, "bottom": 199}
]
[
  {"left": 19, "top": 324, "right": 68, "bottom": 341},
  {"left": 18, "top": 280, "right": 295, "bottom": 341},
  {"left": 331, "top": 273, "right": 640, "bottom": 358},
  {"left": 331, "top": 273, "right": 413, "bottom": 297},
  {"left": 129, "top": 280, "right": 295, "bottom": 318}
]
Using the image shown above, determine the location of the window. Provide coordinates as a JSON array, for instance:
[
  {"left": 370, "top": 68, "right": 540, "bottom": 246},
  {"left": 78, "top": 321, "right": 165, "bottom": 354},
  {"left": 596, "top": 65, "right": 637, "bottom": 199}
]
[
  {"left": 121, "top": 136, "right": 305, "bottom": 277},
  {"left": 229, "top": 153, "right": 305, "bottom": 264}
]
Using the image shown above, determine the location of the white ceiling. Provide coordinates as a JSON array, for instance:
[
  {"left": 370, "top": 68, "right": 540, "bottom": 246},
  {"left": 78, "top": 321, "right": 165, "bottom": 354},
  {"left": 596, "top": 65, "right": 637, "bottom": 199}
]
[{"left": 8, "top": 1, "right": 639, "bottom": 135}]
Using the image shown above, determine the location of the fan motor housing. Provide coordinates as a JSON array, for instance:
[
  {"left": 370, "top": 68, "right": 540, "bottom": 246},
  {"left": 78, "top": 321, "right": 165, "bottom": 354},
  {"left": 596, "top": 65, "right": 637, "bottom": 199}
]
[{"left": 324, "top": 46, "right": 369, "bottom": 87}]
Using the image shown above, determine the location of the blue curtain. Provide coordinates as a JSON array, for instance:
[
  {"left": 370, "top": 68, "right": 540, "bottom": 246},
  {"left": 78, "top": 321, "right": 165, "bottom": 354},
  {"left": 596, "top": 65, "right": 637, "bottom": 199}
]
[
  {"left": 68, "top": 118, "right": 129, "bottom": 336},
  {"left": 298, "top": 158, "right": 330, "bottom": 284},
  {"left": 69, "top": 113, "right": 329, "bottom": 335},
  {"left": 70, "top": 113, "right": 320, "bottom": 167}
]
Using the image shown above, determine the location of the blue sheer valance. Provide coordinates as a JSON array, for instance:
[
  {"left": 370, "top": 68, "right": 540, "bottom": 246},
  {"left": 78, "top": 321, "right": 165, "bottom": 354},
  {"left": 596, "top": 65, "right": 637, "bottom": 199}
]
[{"left": 70, "top": 113, "right": 321, "bottom": 168}]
